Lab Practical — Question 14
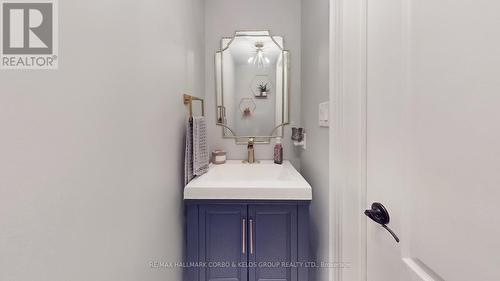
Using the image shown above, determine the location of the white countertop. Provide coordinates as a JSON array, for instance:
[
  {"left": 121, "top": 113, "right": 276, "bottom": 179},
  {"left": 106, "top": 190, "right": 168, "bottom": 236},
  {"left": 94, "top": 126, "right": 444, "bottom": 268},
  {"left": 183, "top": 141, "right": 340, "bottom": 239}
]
[{"left": 184, "top": 160, "right": 312, "bottom": 200}]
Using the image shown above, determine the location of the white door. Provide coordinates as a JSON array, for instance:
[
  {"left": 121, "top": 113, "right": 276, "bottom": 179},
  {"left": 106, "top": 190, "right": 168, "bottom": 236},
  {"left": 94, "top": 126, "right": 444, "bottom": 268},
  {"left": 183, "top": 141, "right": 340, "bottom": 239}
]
[
  {"left": 363, "top": 0, "right": 500, "bottom": 280},
  {"left": 364, "top": 0, "right": 414, "bottom": 279}
]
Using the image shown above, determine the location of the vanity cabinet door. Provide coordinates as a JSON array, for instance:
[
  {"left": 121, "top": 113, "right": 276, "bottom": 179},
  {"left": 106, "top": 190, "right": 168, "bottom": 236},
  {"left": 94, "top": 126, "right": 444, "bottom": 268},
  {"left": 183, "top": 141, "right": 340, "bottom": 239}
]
[
  {"left": 199, "top": 204, "right": 248, "bottom": 281},
  {"left": 248, "top": 205, "right": 298, "bottom": 281}
]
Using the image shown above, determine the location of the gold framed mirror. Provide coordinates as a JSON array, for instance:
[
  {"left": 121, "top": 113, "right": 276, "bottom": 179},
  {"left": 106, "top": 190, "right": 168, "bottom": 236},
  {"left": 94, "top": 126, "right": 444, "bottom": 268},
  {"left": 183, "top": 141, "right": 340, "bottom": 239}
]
[{"left": 215, "top": 30, "right": 290, "bottom": 144}]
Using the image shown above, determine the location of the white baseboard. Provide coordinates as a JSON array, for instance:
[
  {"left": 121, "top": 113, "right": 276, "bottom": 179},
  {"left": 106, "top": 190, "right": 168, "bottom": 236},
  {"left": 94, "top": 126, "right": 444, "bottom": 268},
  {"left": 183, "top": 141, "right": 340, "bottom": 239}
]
[{"left": 403, "top": 258, "right": 445, "bottom": 281}]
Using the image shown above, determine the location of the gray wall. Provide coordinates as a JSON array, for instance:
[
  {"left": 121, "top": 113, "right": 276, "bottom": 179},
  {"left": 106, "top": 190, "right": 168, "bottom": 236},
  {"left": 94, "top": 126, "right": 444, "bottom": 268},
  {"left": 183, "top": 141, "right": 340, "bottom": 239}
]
[
  {"left": 0, "top": 0, "right": 204, "bottom": 280},
  {"left": 204, "top": 0, "right": 302, "bottom": 168},
  {"left": 300, "top": 0, "right": 330, "bottom": 280},
  {"left": 232, "top": 63, "right": 277, "bottom": 135}
]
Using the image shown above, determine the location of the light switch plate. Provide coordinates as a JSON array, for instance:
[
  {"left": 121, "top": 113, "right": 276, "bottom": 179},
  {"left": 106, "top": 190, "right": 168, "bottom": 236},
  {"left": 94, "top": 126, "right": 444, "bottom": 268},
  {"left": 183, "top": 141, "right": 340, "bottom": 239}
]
[{"left": 319, "top": 101, "right": 329, "bottom": 127}]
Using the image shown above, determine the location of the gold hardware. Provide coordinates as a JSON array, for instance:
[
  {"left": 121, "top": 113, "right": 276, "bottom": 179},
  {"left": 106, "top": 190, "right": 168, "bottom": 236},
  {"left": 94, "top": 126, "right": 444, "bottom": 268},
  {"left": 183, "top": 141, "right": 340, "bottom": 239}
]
[
  {"left": 183, "top": 94, "right": 204, "bottom": 119},
  {"left": 269, "top": 122, "right": 291, "bottom": 136},
  {"left": 216, "top": 122, "right": 237, "bottom": 136},
  {"left": 245, "top": 137, "right": 256, "bottom": 164},
  {"left": 249, "top": 218, "right": 254, "bottom": 254},
  {"left": 242, "top": 218, "right": 246, "bottom": 254}
]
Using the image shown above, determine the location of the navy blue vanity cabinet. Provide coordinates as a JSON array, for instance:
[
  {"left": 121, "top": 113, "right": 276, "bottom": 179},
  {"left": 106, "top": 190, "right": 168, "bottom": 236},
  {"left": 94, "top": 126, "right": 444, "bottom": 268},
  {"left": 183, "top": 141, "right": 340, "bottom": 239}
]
[
  {"left": 185, "top": 201, "right": 310, "bottom": 281},
  {"left": 200, "top": 204, "right": 248, "bottom": 281},
  {"left": 248, "top": 204, "right": 297, "bottom": 281}
]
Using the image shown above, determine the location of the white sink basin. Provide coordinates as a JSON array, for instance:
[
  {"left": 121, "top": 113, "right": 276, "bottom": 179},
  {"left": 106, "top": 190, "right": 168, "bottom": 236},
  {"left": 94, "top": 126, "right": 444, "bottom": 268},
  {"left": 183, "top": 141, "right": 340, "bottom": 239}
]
[{"left": 184, "top": 160, "right": 312, "bottom": 200}]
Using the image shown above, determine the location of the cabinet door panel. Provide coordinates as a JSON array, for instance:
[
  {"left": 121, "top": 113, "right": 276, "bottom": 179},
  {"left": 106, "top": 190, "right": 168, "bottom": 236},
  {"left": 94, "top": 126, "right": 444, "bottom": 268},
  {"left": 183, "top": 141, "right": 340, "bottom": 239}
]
[
  {"left": 248, "top": 205, "right": 297, "bottom": 281},
  {"left": 200, "top": 205, "right": 248, "bottom": 281}
]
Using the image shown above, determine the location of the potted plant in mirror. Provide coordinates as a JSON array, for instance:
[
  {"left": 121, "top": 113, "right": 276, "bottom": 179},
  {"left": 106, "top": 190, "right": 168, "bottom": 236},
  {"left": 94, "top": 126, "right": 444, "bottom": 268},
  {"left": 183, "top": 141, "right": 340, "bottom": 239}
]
[{"left": 256, "top": 83, "right": 269, "bottom": 98}]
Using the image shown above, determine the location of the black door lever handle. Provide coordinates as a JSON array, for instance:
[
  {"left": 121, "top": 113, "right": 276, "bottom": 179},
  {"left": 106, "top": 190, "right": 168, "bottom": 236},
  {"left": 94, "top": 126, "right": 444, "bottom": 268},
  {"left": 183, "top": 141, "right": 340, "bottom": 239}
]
[
  {"left": 364, "top": 202, "right": 400, "bottom": 243},
  {"left": 381, "top": 224, "right": 400, "bottom": 243}
]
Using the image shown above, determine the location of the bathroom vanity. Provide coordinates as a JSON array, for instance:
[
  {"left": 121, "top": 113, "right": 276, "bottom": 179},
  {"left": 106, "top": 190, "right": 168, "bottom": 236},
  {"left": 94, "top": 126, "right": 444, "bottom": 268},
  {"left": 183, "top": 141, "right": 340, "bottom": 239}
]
[
  {"left": 184, "top": 161, "right": 312, "bottom": 281},
  {"left": 184, "top": 30, "right": 310, "bottom": 281}
]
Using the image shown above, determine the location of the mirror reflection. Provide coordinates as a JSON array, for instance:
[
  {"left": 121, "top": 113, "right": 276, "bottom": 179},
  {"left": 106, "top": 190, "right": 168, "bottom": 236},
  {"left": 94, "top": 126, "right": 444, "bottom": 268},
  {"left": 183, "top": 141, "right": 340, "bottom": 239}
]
[{"left": 215, "top": 31, "right": 290, "bottom": 144}]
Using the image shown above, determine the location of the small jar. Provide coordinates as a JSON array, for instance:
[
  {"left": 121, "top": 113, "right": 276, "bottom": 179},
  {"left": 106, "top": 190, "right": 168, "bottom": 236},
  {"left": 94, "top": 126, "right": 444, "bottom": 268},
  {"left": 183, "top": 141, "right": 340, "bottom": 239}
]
[{"left": 212, "top": 150, "right": 227, "bottom": 164}]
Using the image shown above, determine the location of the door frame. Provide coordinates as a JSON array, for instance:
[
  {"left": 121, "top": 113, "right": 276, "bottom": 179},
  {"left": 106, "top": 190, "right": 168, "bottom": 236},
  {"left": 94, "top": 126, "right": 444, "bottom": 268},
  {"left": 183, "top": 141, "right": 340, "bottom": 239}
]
[
  {"left": 328, "top": 0, "right": 368, "bottom": 280},
  {"left": 329, "top": 0, "right": 421, "bottom": 279}
]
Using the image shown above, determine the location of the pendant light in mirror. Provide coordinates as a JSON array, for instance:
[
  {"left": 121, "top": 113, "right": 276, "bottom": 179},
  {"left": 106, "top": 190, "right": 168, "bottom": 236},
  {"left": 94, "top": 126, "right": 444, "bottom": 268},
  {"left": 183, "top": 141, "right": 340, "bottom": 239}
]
[{"left": 247, "top": 42, "right": 270, "bottom": 68}]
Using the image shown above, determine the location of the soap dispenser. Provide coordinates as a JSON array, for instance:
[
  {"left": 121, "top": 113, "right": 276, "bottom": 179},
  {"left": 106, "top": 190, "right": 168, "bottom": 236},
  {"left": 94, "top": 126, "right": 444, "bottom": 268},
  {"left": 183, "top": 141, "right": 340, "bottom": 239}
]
[{"left": 274, "top": 137, "right": 283, "bottom": 164}]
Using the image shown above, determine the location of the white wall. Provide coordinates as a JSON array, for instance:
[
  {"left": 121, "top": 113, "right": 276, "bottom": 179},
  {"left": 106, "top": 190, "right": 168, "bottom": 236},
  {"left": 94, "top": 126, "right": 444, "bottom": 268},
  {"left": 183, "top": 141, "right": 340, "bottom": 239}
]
[
  {"left": 300, "top": 0, "right": 330, "bottom": 280},
  {"left": 407, "top": 0, "right": 500, "bottom": 279},
  {"left": 204, "top": 0, "right": 301, "bottom": 167},
  {"left": 0, "top": 0, "right": 204, "bottom": 280}
]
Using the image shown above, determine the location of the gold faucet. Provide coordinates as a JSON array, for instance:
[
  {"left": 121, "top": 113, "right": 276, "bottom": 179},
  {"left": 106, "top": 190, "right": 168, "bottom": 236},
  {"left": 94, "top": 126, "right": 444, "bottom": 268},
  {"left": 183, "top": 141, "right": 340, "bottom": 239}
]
[{"left": 247, "top": 137, "right": 256, "bottom": 163}]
